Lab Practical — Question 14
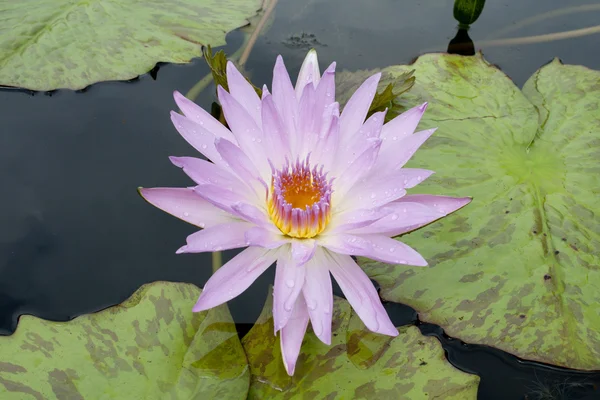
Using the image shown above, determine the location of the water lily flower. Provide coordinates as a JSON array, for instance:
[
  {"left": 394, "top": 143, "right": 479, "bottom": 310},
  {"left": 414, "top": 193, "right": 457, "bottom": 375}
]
[{"left": 139, "top": 50, "right": 471, "bottom": 375}]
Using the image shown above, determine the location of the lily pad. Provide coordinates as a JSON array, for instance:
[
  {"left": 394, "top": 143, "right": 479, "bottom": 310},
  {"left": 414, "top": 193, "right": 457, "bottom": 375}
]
[
  {"left": 242, "top": 290, "right": 479, "bottom": 399},
  {"left": 0, "top": 0, "right": 262, "bottom": 90},
  {"left": 0, "top": 281, "right": 249, "bottom": 399},
  {"left": 358, "top": 53, "right": 600, "bottom": 369}
]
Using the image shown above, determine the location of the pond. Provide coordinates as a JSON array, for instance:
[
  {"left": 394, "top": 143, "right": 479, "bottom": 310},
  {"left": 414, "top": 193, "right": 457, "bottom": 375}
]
[{"left": 1, "top": 0, "right": 600, "bottom": 398}]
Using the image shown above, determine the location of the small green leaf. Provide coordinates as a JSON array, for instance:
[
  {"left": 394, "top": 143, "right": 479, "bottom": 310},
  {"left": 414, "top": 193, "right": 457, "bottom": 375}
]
[
  {"left": 358, "top": 53, "right": 600, "bottom": 370},
  {"left": 337, "top": 69, "right": 415, "bottom": 123},
  {"left": 0, "top": 0, "right": 262, "bottom": 90},
  {"left": 453, "top": 0, "right": 486, "bottom": 26},
  {"left": 203, "top": 45, "right": 262, "bottom": 97},
  {"left": 204, "top": 46, "right": 231, "bottom": 92},
  {"left": 368, "top": 70, "right": 415, "bottom": 122},
  {"left": 242, "top": 290, "right": 479, "bottom": 399},
  {"left": 0, "top": 282, "right": 249, "bottom": 399}
]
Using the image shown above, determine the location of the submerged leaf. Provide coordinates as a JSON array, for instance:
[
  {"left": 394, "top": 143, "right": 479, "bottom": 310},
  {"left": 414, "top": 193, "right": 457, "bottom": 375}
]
[
  {"left": 0, "top": 0, "right": 262, "bottom": 90},
  {"left": 0, "top": 282, "right": 249, "bottom": 399},
  {"left": 359, "top": 53, "right": 600, "bottom": 370},
  {"left": 242, "top": 290, "right": 479, "bottom": 399}
]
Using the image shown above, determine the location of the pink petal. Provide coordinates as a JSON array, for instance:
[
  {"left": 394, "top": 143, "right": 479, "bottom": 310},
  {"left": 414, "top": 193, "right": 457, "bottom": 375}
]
[
  {"left": 273, "top": 249, "right": 306, "bottom": 332},
  {"left": 354, "top": 195, "right": 472, "bottom": 236},
  {"left": 319, "top": 233, "right": 427, "bottom": 266},
  {"left": 138, "top": 187, "right": 235, "bottom": 228},
  {"left": 170, "top": 111, "right": 225, "bottom": 166},
  {"left": 339, "top": 73, "right": 381, "bottom": 142},
  {"left": 380, "top": 102, "right": 428, "bottom": 142},
  {"left": 295, "top": 49, "right": 320, "bottom": 99},
  {"left": 214, "top": 137, "right": 267, "bottom": 198},
  {"left": 245, "top": 227, "right": 289, "bottom": 249},
  {"left": 193, "top": 183, "right": 249, "bottom": 216},
  {"left": 327, "top": 207, "right": 392, "bottom": 234},
  {"left": 173, "top": 91, "right": 236, "bottom": 143},
  {"left": 326, "top": 251, "right": 398, "bottom": 336},
  {"left": 375, "top": 128, "right": 436, "bottom": 171},
  {"left": 176, "top": 221, "right": 254, "bottom": 254},
  {"left": 261, "top": 93, "right": 290, "bottom": 167},
  {"left": 313, "top": 62, "right": 336, "bottom": 122},
  {"left": 230, "top": 202, "right": 273, "bottom": 229},
  {"left": 338, "top": 168, "right": 433, "bottom": 212},
  {"left": 272, "top": 56, "right": 298, "bottom": 152},
  {"left": 333, "top": 110, "right": 385, "bottom": 175},
  {"left": 302, "top": 248, "right": 333, "bottom": 345},
  {"left": 295, "top": 83, "right": 316, "bottom": 157},
  {"left": 279, "top": 295, "right": 310, "bottom": 376},
  {"left": 333, "top": 139, "right": 382, "bottom": 201},
  {"left": 168, "top": 157, "right": 254, "bottom": 201},
  {"left": 217, "top": 86, "right": 269, "bottom": 176},
  {"left": 193, "top": 247, "right": 278, "bottom": 312},
  {"left": 311, "top": 102, "right": 340, "bottom": 171},
  {"left": 291, "top": 239, "right": 317, "bottom": 266},
  {"left": 226, "top": 61, "right": 262, "bottom": 125}
]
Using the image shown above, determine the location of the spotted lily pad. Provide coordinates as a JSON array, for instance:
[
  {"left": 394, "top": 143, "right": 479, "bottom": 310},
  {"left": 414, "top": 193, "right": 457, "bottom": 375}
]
[
  {"left": 0, "top": 281, "right": 249, "bottom": 399},
  {"left": 0, "top": 0, "right": 262, "bottom": 90},
  {"left": 242, "top": 290, "right": 479, "bottom": 399},
  {"left": 358, "top": 53, "right": 600, "bottom": 370}
]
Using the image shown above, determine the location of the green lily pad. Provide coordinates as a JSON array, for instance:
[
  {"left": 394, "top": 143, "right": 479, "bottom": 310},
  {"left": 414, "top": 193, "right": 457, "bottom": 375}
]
[
  {"left": 0, "top": 281, "right": 249, "bottom": 399},
  {"left": 242, "top": 290, "right": 479, "bottom": 399},
  {"left": 0, "top": 0, "right": 262, "bottom": 90},
  {"left": 358, "top": 53, "right": 600, "bottom": 369}
]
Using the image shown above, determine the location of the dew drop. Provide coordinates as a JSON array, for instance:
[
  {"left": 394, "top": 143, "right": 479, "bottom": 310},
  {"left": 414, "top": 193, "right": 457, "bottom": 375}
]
[
  {"left": 201, "top": 144, "right": 208, "bottom": 149},
  {"left": 285, "top": 279, "right": 295, "bottom": 288},
  {"left": 251, "top": 137, "right": 256, "bottom": 142},
  {"left": 391, "top": 214, "right": 398, "bottom": 220},
  {"left": 183, "top": 212, "right": 190, "bottom": 217},
  {"left": 389, "top": 247, "right": 396, "bottom": 253},
  {"left": 370, "top": 193, "right": 376, "bottom": 199},
  {"left": 323, "top": 306, "right": 331, "bottom": 314}
]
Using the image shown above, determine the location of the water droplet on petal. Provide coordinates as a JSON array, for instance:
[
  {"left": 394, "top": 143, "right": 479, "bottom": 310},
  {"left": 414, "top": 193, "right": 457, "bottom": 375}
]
[
  {"left": 323, "top": 306, "right": 331, "bottom": 314},
  {"left": 370, "top": 193, "right": 376, "bottom": 199},
  {"left": 391, "top": 214, "right": 398, "bottom": 220},
  {"left": 390, "top": 247, "right": 396, "bottom": 252},
  {"left": 201, "top": 144, "right": 207, "bottom": 149},
  {"left": 286, "top": 279, "right": 295, "bottom": 288},
  {"left": 183, "top": 212, "right": 190, "bottom": 217}
]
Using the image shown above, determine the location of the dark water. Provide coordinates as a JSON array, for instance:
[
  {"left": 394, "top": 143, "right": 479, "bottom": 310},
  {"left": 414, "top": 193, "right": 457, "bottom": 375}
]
[{"left": 1, "top": 0, "right": 600, "bottom": 398}]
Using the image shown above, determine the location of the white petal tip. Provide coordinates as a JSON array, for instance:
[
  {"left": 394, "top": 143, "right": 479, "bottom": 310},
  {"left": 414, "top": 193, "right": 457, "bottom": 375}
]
[
  {"left": 284, "top": 364, "right": 295, "bottom": 376},
  {"left": 169, "top": 156, "right": 183, "bottom": 167},
  {"left": 176, "top": 246, "right": 187, "bottom": 254}
]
